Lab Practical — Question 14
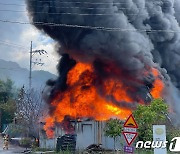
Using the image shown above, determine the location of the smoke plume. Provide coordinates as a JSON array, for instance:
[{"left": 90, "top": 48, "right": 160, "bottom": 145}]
[{"left": 26, "top": 0, "right": 180, "bottom": 125}]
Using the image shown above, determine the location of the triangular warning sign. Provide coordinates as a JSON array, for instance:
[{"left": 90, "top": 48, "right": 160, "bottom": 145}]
[
  {"left": 124, "top": 114, "right": 138, "bottom": 128},
  {"left": 123, "top": 132, "right": 138, "bottom": 146}
]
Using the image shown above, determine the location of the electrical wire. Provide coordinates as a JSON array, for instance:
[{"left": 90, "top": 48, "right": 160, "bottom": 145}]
[
  {"left": 0, "top": 8, "right": 174, "bottom": 16},
  {"left": 0, "top": 6, "right": 132, "bottom": 11},
  {"left": 0, "top": 67, "right": 23, "bottom": 71},
  {"left": 0, "top": 9, "right": 139, "bottom": 16},
  {"left": 0, "top": 19, "right": 179, "bottom": 33},
  {"left": 4, "top": 0, "right": 175, "bottom": 5},
  {"left": 0, "top": 1, "right": 175, "bottom": 9},
  {"left": 0, "top": 41, "right": 28, "bottom": 49},
  {"left": 0, "top": 40, "right": 28, "bottom": 47},
  {"left": 0, "top": 2, "right": 129, "bottom": 6}
]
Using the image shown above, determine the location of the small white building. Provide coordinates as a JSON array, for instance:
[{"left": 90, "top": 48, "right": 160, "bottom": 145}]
[{"left": 39, "top": 120, "right": 124, "bottom": 150}]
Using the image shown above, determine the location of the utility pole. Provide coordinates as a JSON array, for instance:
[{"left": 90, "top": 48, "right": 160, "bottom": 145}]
[
  {"left": 29, "top": 41, "right": 32, "bottom": 89},
  {"left": 29, "top": 41, "right": 47, "bottom": 89}
]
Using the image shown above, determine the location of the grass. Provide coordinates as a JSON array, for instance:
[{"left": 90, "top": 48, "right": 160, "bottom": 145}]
[
  {"left": 31, "top": 149, "right": 176, "bottom": 154},
  {"left": 32, "top": 147, "right": 52, "bottom": 151}
]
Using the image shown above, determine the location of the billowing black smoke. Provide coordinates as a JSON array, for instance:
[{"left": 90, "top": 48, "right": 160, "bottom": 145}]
[{"left": 26, "top": 0, "right": 180, "bottom": 124}]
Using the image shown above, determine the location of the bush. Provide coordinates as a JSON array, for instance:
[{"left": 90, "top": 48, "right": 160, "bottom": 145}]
[
  {"left": 7, "top": 124, "right": 27, "bottom": 138},
  {"left": 20, "top": 138, "right": 32, "bottom": 148},
  {"left": 167, "top": 128, "right": 180, "bottom": 148},
  {"left": 32, "top": 147, "right": 52, "bottom": 152}
]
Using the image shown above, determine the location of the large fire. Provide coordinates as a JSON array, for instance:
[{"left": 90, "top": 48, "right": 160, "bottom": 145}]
[{"left": 44, "top": 62, "right": 164, "bottom": 138}]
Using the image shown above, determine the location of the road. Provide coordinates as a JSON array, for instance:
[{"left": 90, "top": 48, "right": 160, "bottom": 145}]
[{"left": 0, "top": 136, "right": 26, "bottom": 153}]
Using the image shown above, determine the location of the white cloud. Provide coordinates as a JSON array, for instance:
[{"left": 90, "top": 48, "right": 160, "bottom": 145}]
[
  {"left": 20, "top": 27, "right": 59, "bottom": 74},
  {"left": 0, "top": 0, "right": 59, "bottom": 75}
]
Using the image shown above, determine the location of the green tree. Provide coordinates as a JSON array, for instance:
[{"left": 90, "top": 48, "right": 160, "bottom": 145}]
[
  {"left": 0, "top": 79, "right": 14, "bottom": 103},
  {"left": 133, "top": 98, "right": 168, "bottom": 142},
  {"left": 0, "top": 99, "right": 16, "bottom": 124},
  {"left": 0, "top": 79, "right": 16, "bottom": 131},
  {"left": 104, "top": 118, "right": 123, "bottom": 150}
]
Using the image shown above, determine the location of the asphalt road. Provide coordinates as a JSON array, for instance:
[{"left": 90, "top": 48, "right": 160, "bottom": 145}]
[{"left": 0, "top": 136, "right": 26, "bottom": 154}]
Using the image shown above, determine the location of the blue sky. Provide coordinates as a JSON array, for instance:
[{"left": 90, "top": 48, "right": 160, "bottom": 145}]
[{"left": 0, "top": 0, "right": 59, "bottom": 74}]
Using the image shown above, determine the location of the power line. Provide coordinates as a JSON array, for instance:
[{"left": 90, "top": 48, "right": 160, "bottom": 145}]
[
  {"left": 0, "top": 3, "right": 175, "bottom": 11},
  {"left": 0, "top": 9, "right": 175, "bottom": 16},
  {"left": 0, "top": 1, "right": 174, "bottom": 5},
  {"left": 15, "top": 0, "right": 176, "bottom": 1},
  {"left": 0, "top": 19, "right": 179, "bottom": 33},
  {"left": 0, "top": 9, "right": 121, "bottom": 15},
  {"left": 0, "top": 42, "right": 25, "bottom": 49},
  {"left": 0, "top": 40, "right": 28, "bottom": 49},
  {"left": 0, "top": 2, "right": 25, "bottom": 7},
  {"left": 0, "top": 67, "right": 24, "bottom": 71},
  {"left": 0, "top": 6, "right": 131, "bottom": 11},
  {"left": 0, "top": 9, "right": 137, "bottom": 16},
  {"left": 1, "top": 2, "right": 124, "bottom": 6},
  {"left": 0, "top": 40, "right": 28, "bottom": 48},
  {"left": 0, "top": 1, "right": 175, "bottom": 10},
  {"left": 9, "top": 0, "right": 178, "bottom": 5}
]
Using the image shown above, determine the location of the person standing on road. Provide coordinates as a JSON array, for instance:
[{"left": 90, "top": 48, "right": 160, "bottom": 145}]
[{"left": 3, "top": 134, "right": 9, "bottom": 150}]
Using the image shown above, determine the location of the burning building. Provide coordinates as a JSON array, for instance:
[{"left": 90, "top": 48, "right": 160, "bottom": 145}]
[
  {"left": 26, "top": 0, "right": 180, "bottom": 150},
  {"left": 39, "top": 120, "right": 124, "bottom": 150}
]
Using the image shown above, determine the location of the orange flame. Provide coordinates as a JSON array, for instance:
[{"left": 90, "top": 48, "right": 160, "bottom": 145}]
[
  {"left": 44, "top": 63, "right": 164, "bottom": 138},
  {"left": 44, "top": 117, "right": 55, "bottom": 138},
  {"left": 150, "top": 68, "right": 164, "bottom": 99}
]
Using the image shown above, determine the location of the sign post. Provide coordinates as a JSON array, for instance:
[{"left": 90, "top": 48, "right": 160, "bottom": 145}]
[
  {"left": 122, "top": 114, "right": 138, "bottom": 153},
  {"left": 153, "top": 125, "right": 167, "bottom": 154}
]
